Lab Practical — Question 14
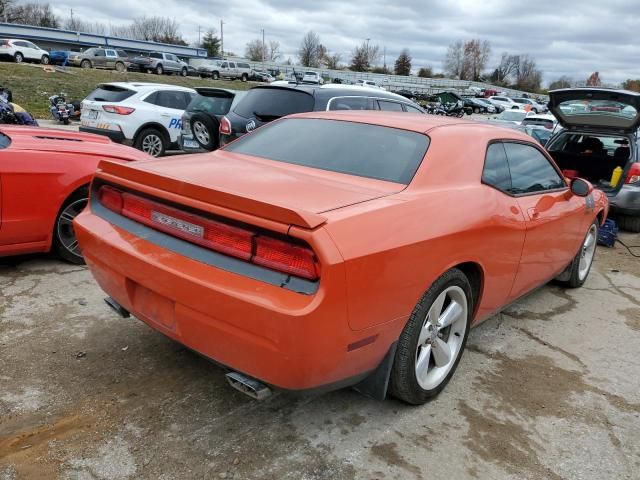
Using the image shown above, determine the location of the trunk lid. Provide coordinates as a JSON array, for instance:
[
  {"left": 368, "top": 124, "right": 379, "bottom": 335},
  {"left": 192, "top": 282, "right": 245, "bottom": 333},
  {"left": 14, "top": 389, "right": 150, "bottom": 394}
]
[
  {"left": 548, "top": 88, "right": 640, "bottom": 133},
  {"left": 96, "top": 150, "right": 404, "bottom": 228}
]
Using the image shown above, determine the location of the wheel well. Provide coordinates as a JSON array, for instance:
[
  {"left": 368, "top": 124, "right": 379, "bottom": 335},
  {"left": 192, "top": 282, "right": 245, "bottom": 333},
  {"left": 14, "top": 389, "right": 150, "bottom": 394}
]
[
  {"left": 596, "top": 209, "right": 606, "bottom": 226},
  {"left": 453, "top": 262, "right": 484, "bottom": 320},
  {"left": 14, "top": 51, "right": 22, "bottom": 57},
  {"left": 134, "top": 123, "right": 170, "bottom": 145},
  {"left": 51, "top": 183, "right": 89, "bottom": 244}
]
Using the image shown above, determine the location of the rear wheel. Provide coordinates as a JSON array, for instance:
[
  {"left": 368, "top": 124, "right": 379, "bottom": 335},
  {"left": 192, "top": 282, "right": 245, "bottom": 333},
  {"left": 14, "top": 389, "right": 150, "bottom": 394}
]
[
  {"left": 53, "top": 187, "right": 88, "bottom": 264},
  {"left": 241, "top": 73, "right": 248, "bottom": 82},
  {"left": 115, "top": 62, "right": 125, "bottom": 72},
  {"left": 212, "top": 71, "right": 220, "bottom": 80},
  {"left": 389, "top": 268, "right": 472, "bottom": 405},
  {"left": 558, "top": 220, "right": 598, "bottom": 288},
  {"left": 41, "top": 54, "right": 49, "bottom": 65},
  {"left": 80, "top": 59, "right": 91, "bottom": 69},
  {"left": 473, "top": 107, "right": 480, "bottom": 114},
  {"left": 14, "top": 52, "right": 23, "bottom": 63},
  {"left": 156, "top": 64, "right": 164, "bottom": 75},
  {"left": 617, "top": 214, "right": 640, "bottom": 233},
  {"left": 135, "top": 128, "right": 166, "bottom": 157},
  {"left": 181, "top": 67, "right": 188, "bottom": 77}
]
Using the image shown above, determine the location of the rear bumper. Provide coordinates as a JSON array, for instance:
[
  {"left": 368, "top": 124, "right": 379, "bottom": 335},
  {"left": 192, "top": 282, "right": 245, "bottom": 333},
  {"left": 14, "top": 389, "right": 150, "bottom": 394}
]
[
  {"left": 178, "top": 133, "right": 206, "bottom": 152},
  {"left": 74, "top": 206, "right": 399, "bottom": 391},
  {"left": 608, "top": 184, "right": 640, "bottom": 216},
  {"left": 79, "top": 126, "right": 129, "bottom": 145}
]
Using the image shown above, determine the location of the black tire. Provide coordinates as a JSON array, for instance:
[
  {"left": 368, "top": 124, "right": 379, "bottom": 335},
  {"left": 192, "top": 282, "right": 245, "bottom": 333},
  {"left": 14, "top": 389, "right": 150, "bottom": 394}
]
[
  {"left": 617, "top": 214, "right": 640, "bottom": 233},
  {"left": 241, "top": 73, "right": 248, "bottom": 82},
  {"left": 63, "top": 118, "right": 69, "bottom": 125},
  {"left": 558, "top": 220, "right": 598, "bottom": 288},
  {"left": 52, "top": 187, "right": 88, "bottom": 265},
  {"left": 115, "top": 62, "right": 125, "bottom": 73},
  {"left": 190, "top": 114, "right": 219, "bottom": 151},
  {"left": 212, "top": 71, "right": 220, "bottom": 80},
  {"left": 156, "top": 64, "right": 164, "bottom": 75},
  {"left": 41, "top": 54, "right": 50, "bottom": 65},
  {"left": 473, "top": 107, "right": 480, "bottom": 114},
  {"left": 14, "top": 52, "right": 23, "bottom": 63},
  {"left": 181, "top": 68, "right": 188, "bottom": 77},
  {"left": 134, "top": 127, "right": 167, "bottom": 157},
  {"left": 532, "top": 108, "right": 538, "bottom": 114},
  {"left": 80, "top": 59, "right": 91, "bottom": 69},
  {"left": 389, "top": 268, "right": 473, "bottom": 405}
]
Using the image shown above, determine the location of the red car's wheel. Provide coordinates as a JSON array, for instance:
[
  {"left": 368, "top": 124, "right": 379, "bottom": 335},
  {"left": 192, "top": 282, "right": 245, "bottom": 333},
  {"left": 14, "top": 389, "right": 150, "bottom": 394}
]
[
  {"left": 53, "top": 187, "right": 88, "bottom": 264},
  {"left": 558, "top": 220, "right": 598, "bottom": 288},
  {"left": 390, "top": 268, "right": 472, "bottom": 405}
]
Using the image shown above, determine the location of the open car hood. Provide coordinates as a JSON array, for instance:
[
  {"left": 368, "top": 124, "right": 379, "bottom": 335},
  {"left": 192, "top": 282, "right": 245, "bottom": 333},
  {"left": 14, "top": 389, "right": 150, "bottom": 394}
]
[{"left": 548, "top": 88, "right": 640, "bottom": 133}]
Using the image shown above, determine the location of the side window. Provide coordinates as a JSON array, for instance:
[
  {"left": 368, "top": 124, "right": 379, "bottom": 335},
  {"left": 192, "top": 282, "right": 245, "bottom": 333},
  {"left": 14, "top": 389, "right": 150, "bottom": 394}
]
[
  {"left": 144, "top": 91, "right": 157, "bottom": 105},
  {"left": 504, "top": 142, "right": 565, "bottom": 194},
  {"left": 328, "top": 97, "right": 370, "bottom": 111},
  {"left": 221, "top": 62, "right": 228, "bottom": 68},
  {"left": 405, "top": 105, "right": 423, "bottom": 114},
  {"left": 229, "top": 62, "right": 236, "bottom": 68},
  {"left": 150, "top": 52, "right": 162, "bottom": 59},
  {"left": 95, "top": 50, "right": 106, "bottom": 57},
  {"left": 117, "top": 50, "right": 127, "bottom": 57},
  {"left": 378, "top": 100, "right": 404, "bottom": 112},
  {"left": 482, "top": 142, "right": 512, "bottom": 192},
  {"left": 106, "top": 50, "right": 117, "bottom": 57}
]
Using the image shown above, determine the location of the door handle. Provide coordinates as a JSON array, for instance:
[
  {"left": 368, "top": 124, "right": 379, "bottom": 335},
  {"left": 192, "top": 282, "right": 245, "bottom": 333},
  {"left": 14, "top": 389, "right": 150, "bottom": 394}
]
[{"left": 527, "top": 207, "right": 540, "bottom": 220}]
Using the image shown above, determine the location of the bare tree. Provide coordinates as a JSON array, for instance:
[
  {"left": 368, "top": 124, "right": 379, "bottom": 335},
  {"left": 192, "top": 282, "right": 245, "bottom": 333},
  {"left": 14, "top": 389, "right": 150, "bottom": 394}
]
[
  {"left": 298, "top": 31, "right": 322, "bottom": 67},
  {"left": 513, "top": 54, "right": 543, "bottom": 91},
  {"left": 464, "top": 39, "right": 490, "bottom": 81},
  {"left": 490, "top": 53, "right": 518, "bottom": 85},
  {"left": 245, "top": 39, "right": 264, "bottom": 61},
  {"left": 112, "top": 16, "right": 186, "bottom": 45},
  {"left": 6, "top": 2, "right": 59, "bottom": 27},
  {"left": 350, "top": 41, "right": 381, "bottom": 72},
  {"left": 444, "top": 40, "right": 465, "bottom": 79},
  {"left": 324, "top": 52, "right": 341, "bottom": 69},
  {"left": 586, "top": 71, "right": 602, "bottom": 87},
  {"left": 548, "top": 76, "right": 573, "bottom": 90},
  {"left": 64, "top": 17, "right": 107, "bottom": 34},
  {"left": 394, "top": 49, "right": 412, "bottom": 76},
  {"left": 268, "top": 40, "right": 281, "bottom": 61}
]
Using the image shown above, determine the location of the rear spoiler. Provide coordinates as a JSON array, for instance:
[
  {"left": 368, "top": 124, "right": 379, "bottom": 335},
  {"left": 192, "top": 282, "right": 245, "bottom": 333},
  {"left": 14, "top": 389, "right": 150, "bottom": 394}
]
[{"left": 95, "top": 159, "right": 328, "bottom": 229}]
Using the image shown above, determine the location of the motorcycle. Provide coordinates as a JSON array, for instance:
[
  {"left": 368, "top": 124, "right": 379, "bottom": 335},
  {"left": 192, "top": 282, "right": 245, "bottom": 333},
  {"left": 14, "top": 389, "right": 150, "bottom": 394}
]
[
  {"left": 49, "top": 93, "right": 79, "bottom": 125},
  {"left": 443, "top": 101, "right": 466, "bottom": 118}
]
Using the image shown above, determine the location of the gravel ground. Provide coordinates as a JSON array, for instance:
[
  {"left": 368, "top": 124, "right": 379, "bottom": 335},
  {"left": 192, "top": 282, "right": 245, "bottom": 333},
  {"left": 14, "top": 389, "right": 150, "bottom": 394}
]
[{"left": 0, "top": 230, "right": 639, "bottom": 480}]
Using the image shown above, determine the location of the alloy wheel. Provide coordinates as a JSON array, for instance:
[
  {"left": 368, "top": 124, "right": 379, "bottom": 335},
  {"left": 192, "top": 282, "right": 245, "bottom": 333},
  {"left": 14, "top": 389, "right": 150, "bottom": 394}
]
[
  {"left": 57, "top": 198, "right": 87, "bottom": 259},
  {"left": 578, "top": 224, "right": 597, "bottom": 281},
  {"left": 193, "top": 121, "right": 210, "bottom": 145},
  {"left": 141, "top": 134, "right": 163, "bottom": 157},
  {"left": 415, "top": 286, "right": 468, "bottom": 390}
]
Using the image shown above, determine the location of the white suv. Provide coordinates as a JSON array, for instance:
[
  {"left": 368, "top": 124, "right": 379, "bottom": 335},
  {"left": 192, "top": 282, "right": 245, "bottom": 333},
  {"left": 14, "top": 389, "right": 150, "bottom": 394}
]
[
  {"left": 487, "top": 96, "right": 524, "bottom": 111},
  {"left": 80, "top": 82, "right": 196, "bottom": 157},
  {"left": 0, "top": 38, "right": 49, "bottom": 64}
]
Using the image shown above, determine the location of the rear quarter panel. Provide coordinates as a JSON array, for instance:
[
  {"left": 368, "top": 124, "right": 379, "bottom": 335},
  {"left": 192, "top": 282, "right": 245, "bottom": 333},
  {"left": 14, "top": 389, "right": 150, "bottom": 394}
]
[{"left": 323, "top": 125, "right": 529, "bottom": 331}]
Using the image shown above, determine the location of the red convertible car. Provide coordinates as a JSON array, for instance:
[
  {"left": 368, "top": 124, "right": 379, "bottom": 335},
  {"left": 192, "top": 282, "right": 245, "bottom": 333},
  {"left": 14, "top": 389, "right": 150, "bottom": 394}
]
[
  {"left": 75, "top": 112, "right": 608, "bottom": 404},
  {"left": 0, "top": 126, "right": 148, "bottom": 263}
]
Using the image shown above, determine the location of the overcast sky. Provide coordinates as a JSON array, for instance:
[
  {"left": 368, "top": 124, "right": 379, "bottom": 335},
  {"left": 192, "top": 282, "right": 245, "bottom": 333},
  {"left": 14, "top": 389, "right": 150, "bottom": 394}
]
[{"left": 50, "top": 0, "right": 640, "bottom": 85}]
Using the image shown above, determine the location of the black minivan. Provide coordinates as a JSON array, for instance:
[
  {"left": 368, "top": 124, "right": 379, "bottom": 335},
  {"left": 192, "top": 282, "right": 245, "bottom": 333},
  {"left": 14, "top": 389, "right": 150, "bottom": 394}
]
[{"left": 219, "top": 84, "right": 425, "bottom": 147}]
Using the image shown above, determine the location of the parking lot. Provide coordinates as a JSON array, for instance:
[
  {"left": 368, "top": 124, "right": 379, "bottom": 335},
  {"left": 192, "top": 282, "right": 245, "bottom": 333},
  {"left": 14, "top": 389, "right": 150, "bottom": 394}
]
[{"left": 1, "top": 233, "right": 638, "bottom": 480}]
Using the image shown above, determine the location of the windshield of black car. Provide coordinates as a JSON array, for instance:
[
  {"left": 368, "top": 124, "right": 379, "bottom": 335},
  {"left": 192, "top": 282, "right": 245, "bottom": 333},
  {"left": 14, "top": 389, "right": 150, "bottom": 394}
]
[
  {"left": 188, "top": 94, "right": 233, "bottom": 115},
  {"left": 232, "top": 88, "right": 315, "bottom": 120},
  {"left": 223, "top": 118, "right": 430, "bottom": 184}
]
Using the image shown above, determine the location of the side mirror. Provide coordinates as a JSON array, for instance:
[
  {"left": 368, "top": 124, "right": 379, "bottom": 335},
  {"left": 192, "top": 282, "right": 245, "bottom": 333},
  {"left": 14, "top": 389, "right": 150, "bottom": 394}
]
[{"left": 570, "top": 177, "right": 593, "bottom": 197}]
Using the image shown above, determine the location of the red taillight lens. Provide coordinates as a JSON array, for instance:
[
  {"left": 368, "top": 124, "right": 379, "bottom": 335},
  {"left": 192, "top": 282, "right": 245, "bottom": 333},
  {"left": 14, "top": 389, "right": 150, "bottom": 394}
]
[
  {"left": 98, "top": 186, "right": 123, "bottom": 213},
  {"left": 102, "top": 105, "right": 135, "bottom": 115},
  {"left": 97, "top": 186, "right": 319, "bottom": 281},
  {"left": 626, "top": 163, "right": 640, "bottom": 184},
  {"left": 254, "top": 236, "right": 318, "bottom": 280},
  {"left": 219, "top": 116, "right": 231, "bottom": 135}
]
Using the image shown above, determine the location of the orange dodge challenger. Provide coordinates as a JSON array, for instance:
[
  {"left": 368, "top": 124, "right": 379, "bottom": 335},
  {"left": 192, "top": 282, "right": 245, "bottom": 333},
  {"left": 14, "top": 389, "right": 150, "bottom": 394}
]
[{"left": 74, "top": 111, "right": 608, "bottom": 404}]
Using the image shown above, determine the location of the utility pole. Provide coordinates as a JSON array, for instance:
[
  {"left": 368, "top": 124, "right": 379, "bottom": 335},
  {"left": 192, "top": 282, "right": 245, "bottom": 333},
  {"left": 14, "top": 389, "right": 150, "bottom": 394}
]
[
  {"left": 70, "top": 8, "right": 74, "bottom": 29},
  {"left": 261, "top": 28, "right": 265, "bottom": 65},
  {"left": 383, "top": 45, "right": 386, "bottom": 70},
  {"left": 220, "top": 20, "right": 224, "bottom": 58}
]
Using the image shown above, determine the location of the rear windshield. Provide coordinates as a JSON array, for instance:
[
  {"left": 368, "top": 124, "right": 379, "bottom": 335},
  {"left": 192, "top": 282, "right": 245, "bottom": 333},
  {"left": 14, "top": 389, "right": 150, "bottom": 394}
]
[
  {"left": 233, "top": 88, "right": 314, "bottom": 120},
  {"left": 224, "top": 118, "right": 430, "bottom": 184},
  {"left": 188, "top": 94, "right": 234, "bottom": 115},
  {"left": 86, "top": 85, "right": 135, "bottom": 102}
]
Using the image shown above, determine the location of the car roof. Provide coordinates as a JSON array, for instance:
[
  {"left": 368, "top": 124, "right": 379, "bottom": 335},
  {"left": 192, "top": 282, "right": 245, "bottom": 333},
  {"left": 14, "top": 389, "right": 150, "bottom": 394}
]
[
  {"left": 98, "top": 82, "right": 195, "bottom": 93},
  {"left": 251, "top": 84, "right": 411, "bottom": 103},
  {"left": 288, "top": 110, "right": 535, "bottom": 141}
]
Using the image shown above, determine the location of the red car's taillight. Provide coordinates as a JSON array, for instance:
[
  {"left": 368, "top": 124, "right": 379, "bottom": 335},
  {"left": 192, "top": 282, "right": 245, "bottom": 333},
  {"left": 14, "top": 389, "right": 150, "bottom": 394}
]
[
  {"left": 97, "top": 186, "right": 319, "bottom": 280},
  {"left": 102, "top": 105, "right": 135, "bottom": 115},
  {"left": 626, "top": 162, "right": 640, "bottom": 184},
  {"left": 219, "top": 116, "right": 232, "bottom": 135}
]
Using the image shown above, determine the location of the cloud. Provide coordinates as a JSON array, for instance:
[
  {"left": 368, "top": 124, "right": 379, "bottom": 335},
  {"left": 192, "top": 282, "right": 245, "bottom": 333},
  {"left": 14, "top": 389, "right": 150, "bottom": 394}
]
[{"left": 50, "top": 0, "right": 640, "bottom": 85}]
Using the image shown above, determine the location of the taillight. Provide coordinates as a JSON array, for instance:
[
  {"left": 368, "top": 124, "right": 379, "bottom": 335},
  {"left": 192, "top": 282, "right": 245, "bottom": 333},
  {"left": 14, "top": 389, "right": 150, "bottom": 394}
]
[
  {"left": 219, "top": 116, "right": 231, "bottom": 135},
  {"left": 102, "top": 105, "right": 135, "bottom": 115},
  {"left": 98, "top": 186, "right": 123, "bottom": 213},
  {"left": 96, "top": 186, "right": 318, "bottom": 280},
  {"left": 254, "top": 236, "right": 318, "bottom": 280},
  {"left": 626, "top": 163, "right": 640, "bottom": 184}
]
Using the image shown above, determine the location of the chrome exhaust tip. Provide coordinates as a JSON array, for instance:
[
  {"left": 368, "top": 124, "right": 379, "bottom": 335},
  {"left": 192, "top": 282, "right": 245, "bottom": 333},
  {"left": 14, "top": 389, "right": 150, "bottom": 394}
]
[
  {"left": 226, "top": 372, "right": 272, "bottom": 400},
  {"left": 104, "top": 297, "right": 130, "bottom": 318}
]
